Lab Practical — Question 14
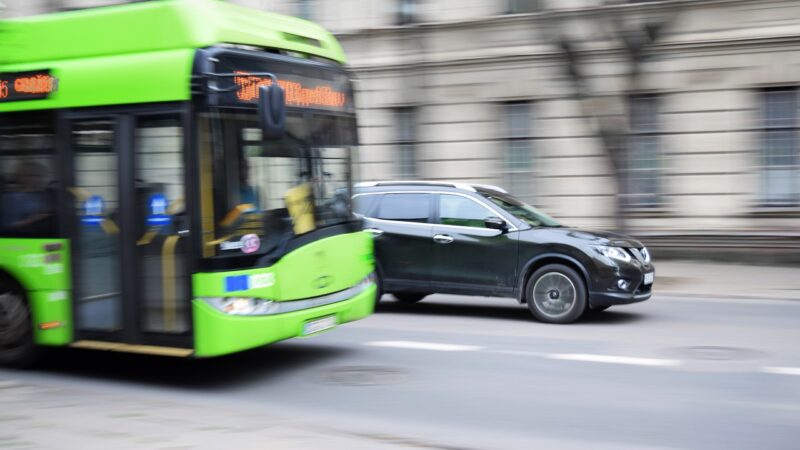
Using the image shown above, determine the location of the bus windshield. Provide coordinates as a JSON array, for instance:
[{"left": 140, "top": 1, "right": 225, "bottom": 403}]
[{"left": 200, "top": 110, "right": 356, "bottom": 259}]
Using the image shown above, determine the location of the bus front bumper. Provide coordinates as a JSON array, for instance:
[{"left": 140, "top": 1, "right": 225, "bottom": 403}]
[{"left": 192, "top": 282, "right": 376, "bottom": 357}]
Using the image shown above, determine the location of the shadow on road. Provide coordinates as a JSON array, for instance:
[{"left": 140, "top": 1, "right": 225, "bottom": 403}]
[
  {"left": 18, "top": 301, "right": 645, "bottom": 391},
  {"left": 376, "top": 298, "right": 532, "bottom": 322},
  {"left": 28, "top": 341, "right": 353, "bottom": 391},
  {"left": 376, "top": 298, "right": 645, "bottom": 325},
  {"left": 579, "top": 310, "right": 644, "bottom": 325}
]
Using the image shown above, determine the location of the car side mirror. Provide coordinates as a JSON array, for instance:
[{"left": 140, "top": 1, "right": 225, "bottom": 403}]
[
  {"left": 258, "top": 83, "right": 286, "bottom": 140},
  {"left": 484, "top": 216, "right": 508, "bottom": 232}
]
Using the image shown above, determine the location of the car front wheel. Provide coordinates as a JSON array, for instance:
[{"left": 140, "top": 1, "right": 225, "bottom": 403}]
[{"left": 525, "top": 264, "right": 587, "bottom": 324}]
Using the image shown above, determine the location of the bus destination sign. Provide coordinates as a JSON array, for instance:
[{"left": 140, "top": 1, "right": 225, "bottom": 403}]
[
  {"left": 214, "top": 54, "right": 353, "bottom": 113},
  {"left": 233, "top": 71, "right": 346, "bottom": 109},
  {"left": 0, "top": 70, "right": 58, "bottom": 102}
]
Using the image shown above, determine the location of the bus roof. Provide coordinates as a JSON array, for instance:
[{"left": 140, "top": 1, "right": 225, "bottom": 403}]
[{"left": 0, "top": 0, "right": 347, "bottom": 112}]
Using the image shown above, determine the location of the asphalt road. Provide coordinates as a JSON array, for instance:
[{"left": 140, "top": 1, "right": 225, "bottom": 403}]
[{"left": 3, "top": 293, "right": 800, "bottom": 449}]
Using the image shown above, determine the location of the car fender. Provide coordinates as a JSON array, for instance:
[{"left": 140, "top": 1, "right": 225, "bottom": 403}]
[{"left": 515, "top": 252, "right": 593, "bottom": 303}]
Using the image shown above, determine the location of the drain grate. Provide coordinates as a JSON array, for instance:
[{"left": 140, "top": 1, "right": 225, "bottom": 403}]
[{"left": 316, "top": 366, "right": 407, "bottom": 386}]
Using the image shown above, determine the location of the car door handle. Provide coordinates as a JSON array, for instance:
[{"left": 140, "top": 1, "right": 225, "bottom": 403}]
[
  {"left": 365, "top": 228, "right": 384, "bottom": 236},
  {"left": 433, "top": 234, "right": 454, "bottom": 244}
]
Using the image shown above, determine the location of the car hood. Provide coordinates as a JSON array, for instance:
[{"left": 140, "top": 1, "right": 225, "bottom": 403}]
[{"left": 527, "top": 227, "right": 645, "bottom": 248}]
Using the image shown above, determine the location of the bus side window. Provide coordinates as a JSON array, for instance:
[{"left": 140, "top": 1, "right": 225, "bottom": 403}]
[{"left": 0, "top": 112, "right": 58, "bottom": 238}]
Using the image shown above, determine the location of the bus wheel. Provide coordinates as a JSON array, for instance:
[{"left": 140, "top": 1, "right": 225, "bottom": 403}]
[{"left": 0, "top": 291, "right": 39, "bottom": 368}]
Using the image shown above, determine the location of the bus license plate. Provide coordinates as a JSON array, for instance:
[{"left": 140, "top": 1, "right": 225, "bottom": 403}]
[
  {"left": 644, "top": 272, "right": 654, "bottom": 285},
  {"left": 303, "top": 316, "right": 337, "bottom": 335}
]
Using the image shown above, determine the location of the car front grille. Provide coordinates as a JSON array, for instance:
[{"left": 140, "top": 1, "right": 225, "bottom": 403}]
[
  {"left": 627, "top": 247, "right": 646, "bottom": 263},
  {"left": 636, "top": 283, "right": 652, "bottom": 295}
]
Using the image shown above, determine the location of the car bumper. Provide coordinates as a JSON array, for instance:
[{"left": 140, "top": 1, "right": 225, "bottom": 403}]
[
  {"left": 589, "top": 260, "right": 655, "bottom": 307},
  {"left": 589, "top": 290, "right": 652, "bottom": 307}
]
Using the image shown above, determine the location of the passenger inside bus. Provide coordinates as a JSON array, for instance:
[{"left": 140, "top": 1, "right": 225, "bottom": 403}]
[
  {"left": 1, "top": 160, "right": 56, "bottom": 235},
  {"left": 238, "top": 157, "right": 260, "bottom": 211}
]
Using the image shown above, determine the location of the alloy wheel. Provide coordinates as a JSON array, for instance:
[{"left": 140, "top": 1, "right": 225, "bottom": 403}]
[{"left": 531, "top": 272, "right": 577, "bottom": 319}]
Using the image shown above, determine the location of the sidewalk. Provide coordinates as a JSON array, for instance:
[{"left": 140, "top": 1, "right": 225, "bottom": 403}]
[
  {"left": 653, "top": 259, "right": 800, "bottom": 300},
  {"left": 0, "top": 379, "right": 402, "bottom": 450}
]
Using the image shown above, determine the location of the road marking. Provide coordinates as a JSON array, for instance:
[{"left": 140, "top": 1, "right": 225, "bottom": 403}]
[
  {"left": 365, "top": 341, "right": 484, "bottom": 352},
  {"left": 657, "top": 295, "right": 800, "bottom": 306},
  {"left": 546, "top": 353, "right": 682, "bottom": 367},
  {"left": 760, "top": 366, "right": 800, "bottom": 376},
  {"left": 489, "top": 349, "right": 549, "bottom": 358}
]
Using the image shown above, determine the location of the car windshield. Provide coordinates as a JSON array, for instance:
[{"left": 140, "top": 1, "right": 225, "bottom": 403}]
[{"left": 480, "top": 191, "right": 561, "bottom": 227}]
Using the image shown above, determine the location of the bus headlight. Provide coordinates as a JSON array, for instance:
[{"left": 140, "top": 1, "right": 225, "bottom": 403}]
[{"left": 202, "top": 297, "right": 278, "bottom": 316}]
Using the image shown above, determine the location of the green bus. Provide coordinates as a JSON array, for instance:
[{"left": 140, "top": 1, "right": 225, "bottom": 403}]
[{"left": 0, "top": 0, "right": 376, "bottom": 366}]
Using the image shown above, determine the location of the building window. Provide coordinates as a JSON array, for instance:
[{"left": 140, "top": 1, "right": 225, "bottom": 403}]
[
  {"left": 503, "top": 102, "right": 534, "bottom": 201},
  {"left": 395, "top": 108, "right": 417, "bottom": 178},
  {"left": 296, "top": 0, "right": 313, "bottom": 20},
  {"left": 396, "top": 0, "right": 416, "bottom": 25},
  {"left": 627, "top": 95, "right": 662, "bottom": 207},
  {"left": 762, "top": 88, "right": 799, "bottom": 206},
  {"left": 506, "top": 0, "right": 539, "bottom": 14}
]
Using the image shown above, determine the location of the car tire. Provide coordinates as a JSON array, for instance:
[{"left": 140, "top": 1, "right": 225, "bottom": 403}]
[
  {"left": 0, "top": 290, "right": 40, "bottom": 368},
  {"left": 525, "top": 264, "right": 587, "bottom": 324},
  {"left": 393, "top": 292, "right": 428, "bottom": 304}
]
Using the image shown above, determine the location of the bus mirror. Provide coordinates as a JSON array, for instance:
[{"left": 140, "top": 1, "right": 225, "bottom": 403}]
[{"left": 258, "top": 84, "right": 286, "bottom": 140}]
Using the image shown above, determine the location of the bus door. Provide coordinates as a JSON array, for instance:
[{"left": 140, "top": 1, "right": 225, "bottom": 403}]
[{"left": 67, "top": 111, "right": 191, "bottom": 344}]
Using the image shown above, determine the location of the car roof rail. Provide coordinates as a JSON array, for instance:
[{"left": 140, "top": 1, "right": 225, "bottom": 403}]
[
  {"left": 470, "top": 183, "right": 508, "bottom": 194},
  {"left": 355, "top": 180, "right": 477, "bottom": 192}
]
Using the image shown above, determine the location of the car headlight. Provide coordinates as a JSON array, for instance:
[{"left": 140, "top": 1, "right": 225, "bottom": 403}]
[
  {"left": 593, "top": 245, "right": 632, "bottom": 263},
  {"left": 641, "top": 247, "right": 651, "bottom": 264},
  {"left": 202, "top": 297, "right": 278, "bottom": 316}
]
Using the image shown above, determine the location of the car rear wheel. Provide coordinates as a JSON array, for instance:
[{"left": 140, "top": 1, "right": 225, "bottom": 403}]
[
  {"left": 0, "top": 290, "right": 40, "bottom": 368},
  {"left": 393, "top": 292, "right": 428, "bottom": 303},
  {"left": 526, "top": 264, "right": 587, "bottom": 324}
]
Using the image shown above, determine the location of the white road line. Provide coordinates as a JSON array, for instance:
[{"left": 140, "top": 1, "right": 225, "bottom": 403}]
[
  {"left": 365, "top": 340, "right": 484, "bottom": 352},
  {"left": 760, "top": 366, "right": 800, "bottom": 376},
  {"left": 546, "top": 353, "right": 682, "bottom": 367},
  {"left": 657, "top": 295, "right": 800, "bottom": 306},
  {"left": 488, "top": 349, "right": 549, "bottom": 358}
]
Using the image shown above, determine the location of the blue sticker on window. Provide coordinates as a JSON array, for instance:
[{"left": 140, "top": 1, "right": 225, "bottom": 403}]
[
  {"left": 224, "top": 275, "right": 249, "bottom": 292},
  {"left": 81, "top": 195, "right": 104, "bottom": 225},
  {"left": 147, "top": 194, "right": 172, "bottom": 226}
]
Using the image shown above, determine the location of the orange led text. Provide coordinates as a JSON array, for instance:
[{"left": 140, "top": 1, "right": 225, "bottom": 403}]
[
  {"left": 13, "top": 74, "right": 57, "bottom": 95},
  {"left": 233, "top": 71, "right": 346, "bottom": 108}
]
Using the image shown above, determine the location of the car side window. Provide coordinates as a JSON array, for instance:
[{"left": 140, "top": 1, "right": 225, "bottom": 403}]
[
  {"left": 439, "top": 194, "right": 496, "bottom": 228},
  {"left": 376, "top": 193, "right": 430, "bottom": 223},
  {"left": 353, "top": 194, "right": 380, "bottom": 217}
]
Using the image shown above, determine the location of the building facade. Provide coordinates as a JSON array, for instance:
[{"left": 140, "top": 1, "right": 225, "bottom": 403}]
[
  {"left": 313, "top": 0, "right": 800, "bottom": 260},
  {"left": 4, "top": 0, "right": 800, "bottom": 259}
]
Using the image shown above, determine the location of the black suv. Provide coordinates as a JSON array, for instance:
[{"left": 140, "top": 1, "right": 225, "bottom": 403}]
[{"left": 353, "top": 181, "right": 654, "bottom": 323}]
